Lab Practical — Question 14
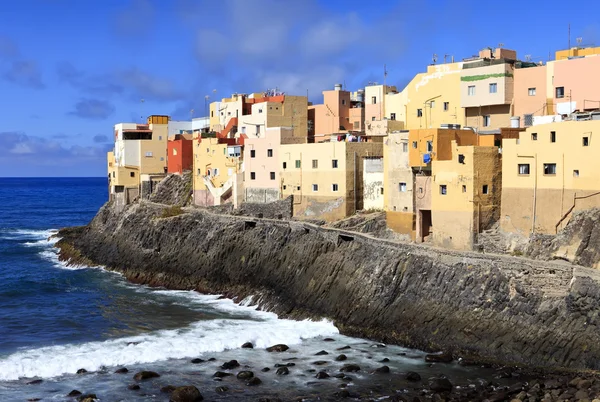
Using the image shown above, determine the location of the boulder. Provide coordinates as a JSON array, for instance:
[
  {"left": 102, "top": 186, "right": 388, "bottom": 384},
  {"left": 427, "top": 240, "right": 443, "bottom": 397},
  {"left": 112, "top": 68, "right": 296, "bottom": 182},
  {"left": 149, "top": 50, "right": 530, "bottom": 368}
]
[
  {"left": 323, "top": 338, "right": 335, "bottom": 342},
  {"left": 213, "top": 371, "right": 232, "bottom": 378},
  {"left": 429, "top": 378, "right": 453, "bottom": 392},
  {"left": 114, "top": 367, "right": 128, "bottom": 374},
  {"left": 220, "top": 360, "right": 240, "bottom": 370},
  {"left": 76, "top": 369, "right": 88, "bottom": 374},
  {"left": 246, "top": 377, "right": 262, "bottom": 386},
  {"left": 190, "top": 358, "right": 204, "bottom": 364},
  {"left": 313, "top": 361, "right": 328, "bottom": 366},
  {"left": 425, "top": 352, "right": 453, "bottom": 363},
  {"left": 340, "top": 364, "right": 360, "bottom": 372},
  {"left": 315, "top": 350, "right": 329, "bottom": 356},
  {"left": 336, "top": 346, "right": 351, "bottom": 351},
  {"left": 77, "top": 395, "right": 97, "bottom": 402},
  {"left": 379, "top": 358, "right": 390, "bottom": 363},
  {"left": 241, "top": 342, "right": 254, "bottom": 349},
  {"left": 133, "top": 371, "right": 160, "bottom": 381},
  {"left": 27, "top": 379, "right": 43, "bottom": 385},
  {"left": 215, "top": 386, "right": 228, "bottom": 393},
  {"left": 128, "top": 384, "right": 140, "bottom": 391},
  {"left": 316, "top": 371, "right": 330, "bottom": 379},
  {"left": 405, "top": 371, "right": 421, "bottom": 381},
  {"left": 236, "top": 370, "right": 254, "bottom": 380},
  {"left": 67, "top": 390, "right": 82, "bottom": 397},
  {"left": 161, "top": 385, "right": 176, "bottom": 393},
  {"left": 335, "top": 354, "right": 347, "bottom": 361},
  {"left": 266, "top": 344, "right": 289, "bottom": 352},
  {"left": 261, "top": 367, "right": 270, "bottom": 372},
  {"left": 170, "top": 385, "right": 203, "bottom": 402},
  {"left": 374, "top": 365, "right": 390, "bottom": 374},
  {"left": 276, "top": 367, "right": 289, "bottom": 375}
]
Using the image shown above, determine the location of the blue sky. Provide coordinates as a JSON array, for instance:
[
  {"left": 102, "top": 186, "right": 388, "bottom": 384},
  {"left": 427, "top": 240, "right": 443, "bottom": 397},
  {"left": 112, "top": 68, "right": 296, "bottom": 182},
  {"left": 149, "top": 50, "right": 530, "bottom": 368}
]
[{"left": 0, "top": 0, "right": 598, "bottom": 177}]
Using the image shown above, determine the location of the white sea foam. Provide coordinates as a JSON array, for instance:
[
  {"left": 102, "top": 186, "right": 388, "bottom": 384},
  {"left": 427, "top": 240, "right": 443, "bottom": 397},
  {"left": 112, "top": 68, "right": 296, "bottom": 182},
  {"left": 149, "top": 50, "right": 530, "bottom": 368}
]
[
  {"left": 0, "top": 311, "right": 338, "bottom": 381},
  {"left": 1, "top": 228, "right": 58, "bottom": 241}
]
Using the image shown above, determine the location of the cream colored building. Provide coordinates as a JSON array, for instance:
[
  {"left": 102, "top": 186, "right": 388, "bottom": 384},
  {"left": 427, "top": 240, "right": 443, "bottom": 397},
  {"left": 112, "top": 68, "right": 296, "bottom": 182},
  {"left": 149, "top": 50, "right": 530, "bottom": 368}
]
[
  {"left": 280, "top": 141, "right": 383, "bottom": 221},
  {"left": 364, "top": 84, "right": 397, "bottom": 122},
  {"left": 501, "top": 120, "right": 600, "bottom": 235},
  {"left": 363, "top": 157, "right": 384, "bottom": 210},
  {"left": 383, "top": 131, "right": 414, "bottom": 236},
  {"left": 107, "top": 115, "right": 169, "bottom": 208},
  {"left": 192, "top": 135, "right": 243, "bottom": 207},
  {"left": 431, "top": 142, "right": 501, "bottom": 250}
]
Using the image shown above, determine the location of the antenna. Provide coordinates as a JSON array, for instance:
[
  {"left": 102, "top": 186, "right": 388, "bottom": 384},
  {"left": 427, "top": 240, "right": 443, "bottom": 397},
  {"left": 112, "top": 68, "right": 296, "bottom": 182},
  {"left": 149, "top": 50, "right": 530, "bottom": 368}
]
[
  {"left": 432, "top": 53, "right": 438, "bottom": 64},
  {"left": 140, "top": 98, "right": 145, "bottom": 123},
  {"left": 525, "top": 54, "right": 532, "bottom": 61},
  {"left": 383, "top": 64, "right": 388, "bottom": 86},
  {"left": 498, "top": 42, "right": 504, "bottom": 48},
  {"left": 576, "top": 37, "right": 583, "bottom": 46}
]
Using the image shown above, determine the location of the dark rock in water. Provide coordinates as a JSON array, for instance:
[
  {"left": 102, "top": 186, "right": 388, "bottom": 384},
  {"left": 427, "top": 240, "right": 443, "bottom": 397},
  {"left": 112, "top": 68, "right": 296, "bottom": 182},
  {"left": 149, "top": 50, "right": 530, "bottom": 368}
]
[
  {"left": 340, "top": 364, "right": 360, "bottom": 372},
  {"left": 127, "top": 342, "right": 140, "bottom": 346},
  {"left": 27, "top": 399, "right": 40, "bottom": 401},
  {"left": 114, "top": 367, "right": 128, "bottom": 374},
  {"left": 276, "top": 366, "right": 290, "bottom": 375},
  {"left": 246, "top": 377, "right": 262, "bottom": 386},
  {"left": 266, "top": 344, "right": 289, "bottom": 352},
  {"left": 333, "top": 373, "right": 345, "bottom": 379},
  {"left": 335, "top": 354, "right": 347, "bottom": 361},
  {"left": 312, "top": 360, "right": 328, "bottom": 366},
  {"left": 425, "top": 352, "right": 453, "bottom": 363},
  {"left": 213, "top": 371, "right": 233, "bottom": 378},
  {"left": 241, "top": 342, "right": 254, "bottom": 348},
  {"left": 160, "top": 385, "right": 176, "bottom": 393},
  {"left": 76, "top": 369, "right": 88, "bottom": 374},
  {"left": 323, "top": 338, "right": 335, "bottom": 342},
  {"left": 261, "top": 367, "right": 271, "bottom": 372},
  {"left": 379, "top": 358, "right": 390, "bottom": 363},
  {"left": 236, "top": 370, "right": 254, "bottom": 380},
  {"left": 170, "top": 385, "right": 203, "bottom": 402},
  {"left": 282, "top": 357, "right": 297, "bottom": 361},
  {"left": 190, "top": 358, "right": 204, "bottom": 364},
  {"left": 372, "top": 343, "right": 386, "bottom": 348},
  {"left": 342, "top": 375, "right": 353, "bottom": 381},
  {"left": 133, "top": 371, "right": 160, "bottom": 381},
  {"left": 208, "top": 358, "right": 216, "bottom": 362},
  {"left": 374, "top": 365, "right": 390, "bottom": 374},
  {"left": 221, "top": 360, "right": 240, "bottom": 370},
  {"left": 128, "top": 384, "right": 140, "bottom": 391},
  {"left": 67, "top": 390, "right": 82, "bottom": 397},
  {"left": 336, "top": 346, "right": 351, "bottom": 351},
  {"left": 215, "top": 386, "right": 228, "bottom": 393},
  {"left": 315, "top": 350, "right": 329, "bottom": 356},
  {"left": 78, "top": 394, "right": 97, "bottom": 402},
  {"left": 316, "top": 371, "right": 330, "bottom": 379},
  {"left": 405, "top": 371, "right": 421, "bottom": 382},
  {"left": 27, "top": 379, "right": 43, "bottom": 385},
  {"left": 274, "top": 362, "right": 295, "bottom": 368},
  {"left": 306, "top": 369, "right": 316, "bottom": 373},
  {"left": 429, "top": 378, "right": 453, "bottom": 392},
  {"left": 335, "top": 390, "right": 351, "bottom": 398}
]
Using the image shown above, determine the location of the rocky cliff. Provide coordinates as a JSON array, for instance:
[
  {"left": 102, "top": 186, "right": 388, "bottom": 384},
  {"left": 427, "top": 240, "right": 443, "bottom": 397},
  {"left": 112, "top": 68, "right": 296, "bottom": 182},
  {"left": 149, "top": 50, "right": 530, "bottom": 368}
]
[{"left": 56, "top": 199, "right": 600, "bottom": 372}]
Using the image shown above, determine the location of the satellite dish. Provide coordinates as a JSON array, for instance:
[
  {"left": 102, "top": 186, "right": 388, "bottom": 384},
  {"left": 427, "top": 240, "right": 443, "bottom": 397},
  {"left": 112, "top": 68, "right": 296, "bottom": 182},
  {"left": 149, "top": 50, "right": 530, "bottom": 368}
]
[
  {"left": 525, "top": 54, "right": 532, "bottom": 61},
  {"left": 577, "top": 37, "right": 583, "bottom": 45}
]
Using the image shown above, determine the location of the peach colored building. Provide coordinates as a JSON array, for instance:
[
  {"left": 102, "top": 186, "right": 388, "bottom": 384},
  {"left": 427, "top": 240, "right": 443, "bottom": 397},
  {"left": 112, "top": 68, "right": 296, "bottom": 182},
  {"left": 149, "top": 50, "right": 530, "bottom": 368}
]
[{"left": 309, "top": 84, "right": 365, "bottom": 142}]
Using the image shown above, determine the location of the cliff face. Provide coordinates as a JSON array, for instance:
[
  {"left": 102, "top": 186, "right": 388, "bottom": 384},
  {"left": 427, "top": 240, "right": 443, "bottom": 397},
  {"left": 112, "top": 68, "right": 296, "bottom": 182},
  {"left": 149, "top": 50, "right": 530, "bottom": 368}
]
[{"left": 57, "top": 200, "right": 600, "bottom": 371}]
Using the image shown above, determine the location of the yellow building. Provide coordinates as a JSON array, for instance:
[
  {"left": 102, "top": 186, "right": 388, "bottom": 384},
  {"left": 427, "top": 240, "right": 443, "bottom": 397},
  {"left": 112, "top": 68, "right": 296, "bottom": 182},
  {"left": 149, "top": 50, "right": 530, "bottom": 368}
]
[
  {"left": 383, "top": 131, "right": 414, "bottom": 236},
  {"left": 501, "top": 120, "right": 600, "bottom": 235},
  {"left": 108, "top": 115, "right": 169, "bottom": 208},
  {"left": 431, "top": 142, "right": 501, "bottom": 250},
  {"left": 192, "top": 135, "right": 243, "bottom": 207},
  {"left": 280, "top": 141, "right": 383, "bottom": 221},
  {"left": 555, "top": 45, "right": 600, "bottom": 60}
]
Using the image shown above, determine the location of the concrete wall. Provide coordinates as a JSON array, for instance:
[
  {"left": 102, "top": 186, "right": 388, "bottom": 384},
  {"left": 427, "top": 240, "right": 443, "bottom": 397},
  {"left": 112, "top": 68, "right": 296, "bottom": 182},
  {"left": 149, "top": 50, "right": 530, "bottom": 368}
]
[
  {"left": 167, "top": 138, "right": 193, "bottom": 174},
  {"left": 383, "top": 131, "right": 414, "bottom": 228},
  {"left": 363, "top": 158, "right": 384, "bottom": 210},
  {"left": 465, "top": 104, "right": 512, "bottom": 131},
  {"left": 461, "top": 62, "right": 514, "bottom": 107},
  {"left": 501, "top": 120, "right": 600, "bottom": 235},
  {"left": 408, "top": 128, "right": 479, "bottom": 168},
  {"left": 243, "top": 127, "right": 286, "bottom": 199},
  {"left": 513, "top": 65, "right": 547, "bottom": 123}
]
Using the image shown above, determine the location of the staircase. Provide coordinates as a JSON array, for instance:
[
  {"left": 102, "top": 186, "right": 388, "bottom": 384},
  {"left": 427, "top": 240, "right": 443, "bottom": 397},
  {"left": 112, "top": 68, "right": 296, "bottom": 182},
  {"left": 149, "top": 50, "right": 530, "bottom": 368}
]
[{"left": 219, "top": 117, "right": 238, "bottom": 139}]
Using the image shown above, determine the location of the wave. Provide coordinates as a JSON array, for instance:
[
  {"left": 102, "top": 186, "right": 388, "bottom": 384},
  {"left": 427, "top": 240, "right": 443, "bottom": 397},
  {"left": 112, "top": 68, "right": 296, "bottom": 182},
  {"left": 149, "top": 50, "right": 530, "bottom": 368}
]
[
  {"left": 0, "top": 310, "right": 338, "bottom": 381},
  {"left": 0, "top": 228, "right": 58, "bottom": 241}
]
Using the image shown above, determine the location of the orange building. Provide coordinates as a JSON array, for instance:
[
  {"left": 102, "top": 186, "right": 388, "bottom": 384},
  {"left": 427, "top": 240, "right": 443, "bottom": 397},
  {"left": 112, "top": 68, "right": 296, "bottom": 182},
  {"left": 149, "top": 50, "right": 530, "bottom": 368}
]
[{"left": 167, "top": 133, "right": 193, "bottom": 174}]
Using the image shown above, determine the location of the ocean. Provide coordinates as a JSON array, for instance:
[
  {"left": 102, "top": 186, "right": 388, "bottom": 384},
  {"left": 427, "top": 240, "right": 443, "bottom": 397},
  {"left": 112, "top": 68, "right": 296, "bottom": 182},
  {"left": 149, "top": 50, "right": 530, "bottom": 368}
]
[{"left": 0, "top": 178, "right": 510, "bottom": 401}]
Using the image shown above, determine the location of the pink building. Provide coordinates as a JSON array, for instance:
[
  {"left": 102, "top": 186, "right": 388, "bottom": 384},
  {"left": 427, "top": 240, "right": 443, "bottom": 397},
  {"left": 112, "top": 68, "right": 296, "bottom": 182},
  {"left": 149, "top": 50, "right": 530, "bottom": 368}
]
[{"left": 309, "top": 84, "right": 365, "bottom": 142}]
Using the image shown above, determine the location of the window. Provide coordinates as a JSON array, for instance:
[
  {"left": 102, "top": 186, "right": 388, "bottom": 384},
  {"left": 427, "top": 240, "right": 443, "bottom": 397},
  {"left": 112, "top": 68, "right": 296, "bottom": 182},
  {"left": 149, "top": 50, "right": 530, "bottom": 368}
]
[
  {"left": 462, "top": 185, "right": 466, "bottom": 193},
  {"left": 227, "top": 112, "right": 231, "bottom": 116},
  {"left": 297, "top": 186, "right": 301, "bottom": 191},
  {"left": 332, "top": 159, "right": 338, "bottom": 168},
  {"left": 399, "top": 182, "right": 407, "bottom": 192},
  {"left": 390, "top": 113, "right": 396, "bottom": 120},
  {"left": 544, "top": 163, "right": 557, "bottom": 175},
  {"left": 573, "top": 170, "right": 580, "bottom": 177},
  {"left": 583, "top": 137, "right": 589, "bottom": 146},
  {"left": 443, "top": 102, "right": 449, "bottom": 111},
  {"left": 241, "top": 126, "right": 246, "bottom": 134},
  {"left": 283, "top": 185, "right": 287, "bottom": 190},
  {"left": 283, "top": 162, "right": 287, "bottom": 169},
  {"left": 342, "top": 99, "right": 346, "bottom": 105},
  {"left": 267, "top": 149, "right": 273, "bottom": 157},
  {"left": 412, "top": 141, "right": 417, "bottom": 149},
  {"left": 458, "top": 154, "right": 465, "bottom": 164},
  {"left": 258, "top": 108, "right": 263, "bottom": 113},
  {"left": 213, "top": 168, "right": 219, "bottom": 176},
  {"left": 528, "top": 87, "right": 536, "bottom": 96},
  {"left": 556, "top": 87, "right": 565, "bottom": 98},
  {"left": 256, "top": 125, "right": 261, "bottom": 135},
  {"left": 417, "top": 108, "right": 423, "bottom": 117},
  {"left": 531, "top": 133, "right": 538, "bottom": 141},
  {"left": 158, "top": 136, "right": 162, "bottom": 140},
  {"left": 482, "top": 184, "right": 489, "bottom": 194},
  {"left": 440, "top": 185, "right": 447, "bottom": 195},
  {"left": 130, "top": 172, "right": 135, "bottom": 177},
  {"left": 145, "top": 151, "right": 153, "bottom": 157},
  {"left": 211, "top": 111, "right": 214, "bottom": 117},
  {"left": 312, "top": 159, "right": 318, "bottom": 168},
  {"left": 160, "top": 157, "right": 164, "bottom": 161},
  {"left": 489, "top": 83, "right": 497, "bottom": 93},
  {"left": 332, "top": 184, "right": 339, "bottom": 192},
  {"left": 270, "top": 172, "right": 275, "bottom": 180},
  {"left": 312, "top": 184, "right": 318, "bottom": 192},
  {"left": 372, "top": 116, "right": 376, "bottom": 121},
  {"left": 419, "top": 187, "right": 423, "bottom": 194},
  {"left": 426, "top": 140, "right": 433, "bottom": 152},
  {"left": 550, "top": 131, "right": 556, "bottom": 143},
  {"left": 173, "top": 148, "right": 178, "bottom": 156},
  {"left": 250, "top": 172, "right": 256, "bottom": 180},
  {"left": 354, "top": 121, "right": 359, "bottom": 129},
  {"left": 518, "top": 164, "right": 530, "bottom": 175},
  {"left": 372, "top": 96, "right": 377, "bottom": 104},
  {"left": 402, "top": 143, "right": 408, "bottom": 152},
  {"left": 524, "top": 114, "right": 533, "bottom": 127},
  {"left": 295, "top": 160, "right": 301, "bottom": 168},
  {"left": 112, "top": 172, "right": 115, "bottom": 178},
  {"left": 250, "top": 150, "right": 256, "bottom": 158},
  {"left": 483, "top": 115, "right": 491, "bottom": 127},
  {"left": 468, "top": 85, "right": 475, "bottom": 96},
  {"left": 380, "top": 188, "right": 384, "bottom": 195},
  {"left": 197, "top": 169, "right": 201, "bottom": 175}
]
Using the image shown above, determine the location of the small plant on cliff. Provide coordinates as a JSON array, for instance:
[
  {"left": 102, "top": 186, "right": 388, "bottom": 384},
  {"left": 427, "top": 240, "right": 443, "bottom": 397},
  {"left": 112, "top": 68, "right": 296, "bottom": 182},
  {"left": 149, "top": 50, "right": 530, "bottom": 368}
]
[{"left": 161, "top": 205, "right": 184, "bottom": 218}]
